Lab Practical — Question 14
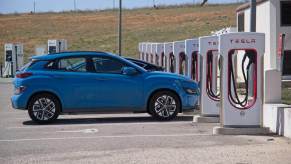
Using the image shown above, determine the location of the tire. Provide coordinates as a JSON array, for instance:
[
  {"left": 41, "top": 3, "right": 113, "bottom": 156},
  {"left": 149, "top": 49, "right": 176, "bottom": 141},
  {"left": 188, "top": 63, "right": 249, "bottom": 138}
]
[
  {"left": 149, "top": 91, "right": 180, "bottom": 121},
  {"left": 28, "top": 93, "right": 60, "bottom": 124},
  {"left": 147, "top": 110, "right": 153, "bottom": 116}
]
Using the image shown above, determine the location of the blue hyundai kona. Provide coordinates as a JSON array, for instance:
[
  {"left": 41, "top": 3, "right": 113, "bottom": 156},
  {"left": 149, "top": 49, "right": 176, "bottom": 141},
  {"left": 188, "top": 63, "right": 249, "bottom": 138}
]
[{"left": 11, "top": 51, "right": 199, "bottom": 124}]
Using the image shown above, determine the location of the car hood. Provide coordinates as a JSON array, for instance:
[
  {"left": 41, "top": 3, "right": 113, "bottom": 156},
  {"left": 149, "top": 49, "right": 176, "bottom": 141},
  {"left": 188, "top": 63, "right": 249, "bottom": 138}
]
[{"left": 146, "top": 71, "right": 192, "bottom": 82}]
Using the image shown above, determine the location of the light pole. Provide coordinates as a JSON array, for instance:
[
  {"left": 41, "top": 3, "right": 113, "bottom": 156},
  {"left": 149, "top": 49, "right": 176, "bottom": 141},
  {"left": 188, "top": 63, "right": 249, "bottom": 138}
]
[
  {"left": 74, "top": 0, "right": 77, "bottom": 11},
  {"left": 33, "top": 0, "right": 36, "bottom": 13},
  {"left": 250, "top": 0, "right": 256, "bottom": 32},
  {"left": 118, "top": 0, "right": 122, "bottom": 56}
]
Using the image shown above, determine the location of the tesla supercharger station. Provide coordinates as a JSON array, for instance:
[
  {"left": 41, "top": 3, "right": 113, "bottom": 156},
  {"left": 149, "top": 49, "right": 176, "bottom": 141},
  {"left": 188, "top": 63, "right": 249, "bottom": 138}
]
[
  {"left": 48, "top": 39, "right": 67, "bottom": 54},
  {"left": 151, "top": 43, "right": 157, "bottom": 64},
  {"left": 144, "top": 43, "right": 148, "bottom": 62},
  {"left": 199, "top": 35, "right": 221, "bottom": 117},
  {"left": 164, "top": 42, "right": 174, "bottom": 73},
  {"left": 141, "top": 43, "right": 147, "bottom": 62},
  {"left": 156, "top": 43, "right": 164, "bottom": 67},
  {"left": 138, "top": 43, "right": 143, "bottom": 60},
  {"left": 146, "top": 43, "right": 152, "bottom": 63},
  {"left": 185, "top": 38, "right": 200, "bottom": 81},
  {"left": 219, "top": 32, "right": 265, "bottom": 127},
  {"left": 3, "top": 43, "right": 24, "bottom": 77},
  {"left": 174, "top": 41, "right": 187, "bottom": 75}
]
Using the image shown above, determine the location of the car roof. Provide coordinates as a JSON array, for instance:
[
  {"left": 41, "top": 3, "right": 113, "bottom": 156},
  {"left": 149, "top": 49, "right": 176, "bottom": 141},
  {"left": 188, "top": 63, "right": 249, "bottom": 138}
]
[
  {"left": 30, "top": 51, "right": 115, "bottom": 61},
  {"left": 30, "top": 51, "right": 148, "bottom": 73}
]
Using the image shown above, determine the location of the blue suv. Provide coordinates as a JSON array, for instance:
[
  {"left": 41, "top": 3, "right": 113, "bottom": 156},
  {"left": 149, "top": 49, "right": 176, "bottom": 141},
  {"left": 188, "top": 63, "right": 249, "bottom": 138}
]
[{"left": 11, "top": 51, "right": 199, "bottom": 124}]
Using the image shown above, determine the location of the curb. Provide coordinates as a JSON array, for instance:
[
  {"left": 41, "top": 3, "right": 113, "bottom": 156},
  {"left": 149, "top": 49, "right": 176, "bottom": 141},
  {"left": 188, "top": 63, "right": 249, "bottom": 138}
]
[
  {"left": 213, "top": 126, "right": 270, "bottom": 135},
  {"left": 193, "top": 115, "right": 220, "bottom": 123}
]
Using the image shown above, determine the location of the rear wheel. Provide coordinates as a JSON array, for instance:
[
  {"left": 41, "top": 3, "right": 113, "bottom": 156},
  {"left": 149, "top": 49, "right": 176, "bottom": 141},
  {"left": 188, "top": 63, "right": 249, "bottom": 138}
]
[
  {"left": 149, "top": 91, "right": 180, "bottom": 121},
  {"left": 28, "top": 93, "right": 60, "bottom": 124}
]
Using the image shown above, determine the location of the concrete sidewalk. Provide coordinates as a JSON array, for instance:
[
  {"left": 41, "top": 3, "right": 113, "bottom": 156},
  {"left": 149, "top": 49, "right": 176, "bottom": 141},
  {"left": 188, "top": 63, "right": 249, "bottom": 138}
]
[{"left": 0, "top": 78, "right": 13, "bottom": 84}]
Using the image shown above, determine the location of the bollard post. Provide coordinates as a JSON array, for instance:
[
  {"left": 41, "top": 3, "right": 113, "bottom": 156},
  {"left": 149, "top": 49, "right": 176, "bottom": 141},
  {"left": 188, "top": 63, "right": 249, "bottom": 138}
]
[{"left": 0, "top": 63, "right": 2, "bottom": 78}]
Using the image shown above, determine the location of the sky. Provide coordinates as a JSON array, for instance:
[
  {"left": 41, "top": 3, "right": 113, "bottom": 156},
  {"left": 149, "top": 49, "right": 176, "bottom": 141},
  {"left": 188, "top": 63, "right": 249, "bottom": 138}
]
[{"left": 0, "top": 0, "right": 244, "bottom": 14}]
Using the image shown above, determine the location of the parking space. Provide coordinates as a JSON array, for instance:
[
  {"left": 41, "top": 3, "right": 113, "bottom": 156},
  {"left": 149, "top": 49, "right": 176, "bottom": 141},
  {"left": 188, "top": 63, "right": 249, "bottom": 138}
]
[{"left": 1, "top": 83, "right": 291, "bottom": 164}]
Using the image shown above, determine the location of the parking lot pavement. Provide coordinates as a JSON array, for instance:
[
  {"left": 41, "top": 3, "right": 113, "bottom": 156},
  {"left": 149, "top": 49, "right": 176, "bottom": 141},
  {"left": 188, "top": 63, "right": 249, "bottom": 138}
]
[{"left": 1, "top": 83, "right": 291, "bottom": 164}]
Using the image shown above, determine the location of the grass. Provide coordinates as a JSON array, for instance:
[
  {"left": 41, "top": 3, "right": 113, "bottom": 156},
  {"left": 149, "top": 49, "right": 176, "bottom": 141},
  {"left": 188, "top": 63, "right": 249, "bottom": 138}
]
[
  {"left": 0, "top": 4, "right": 238, "bottom": 62},
  {"left": 282, "top": 84, "right": 291, "bottom": 105}
]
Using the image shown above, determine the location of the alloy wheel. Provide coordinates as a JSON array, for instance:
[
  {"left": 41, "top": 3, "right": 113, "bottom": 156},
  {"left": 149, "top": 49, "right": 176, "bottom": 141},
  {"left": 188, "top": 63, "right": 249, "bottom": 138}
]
[
  {"left": 154, "top": 95, "right": 177, "bottom": 118},
  {"left": 32, "top": 98, "right": 56, "bottom": 121}
]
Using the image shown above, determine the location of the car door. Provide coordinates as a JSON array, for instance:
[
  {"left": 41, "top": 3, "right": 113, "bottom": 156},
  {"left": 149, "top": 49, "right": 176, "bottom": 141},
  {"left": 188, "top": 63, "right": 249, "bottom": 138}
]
[
  {"left": 47, "top": 56, "right": 99, "bottom": 112},
  {"left": 88, "top": 56, "right": 144, "bottom": 111}
]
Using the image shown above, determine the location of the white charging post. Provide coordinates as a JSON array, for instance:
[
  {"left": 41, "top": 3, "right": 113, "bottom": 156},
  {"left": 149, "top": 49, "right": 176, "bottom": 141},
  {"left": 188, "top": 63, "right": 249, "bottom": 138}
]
[
  {"left": 156, "top": 43, "right": 164, "bottom": 67},
  {"left": 185, "top": 38, "right": 200, "bottom": 81},
  {"left": 164, "top": 42, "right": 174, "bottom": 73},
  {"left": 200, "top": 36, "right": 220, "bottom": 115},
  {"left": 151, "top": 43, "right": 157, "bottom": 64},
  {"left": 217, "top": 32, "right": 266, "bottom": 129},
  {"left": 138, "top": 42, "right": 143, "bottom": 60},
  {"left": 48, "top": 39, "right": 67, "bottom": 54},
  {"left": 141, "top": 43, "right": 147, "bottom": 61},
  {"left": 145, "top": 43, "right": 151, "bottom": 62},
  {"left": 3, "top": 43, "right": 24, "bottom": 78},
  {"left": 174, "top": 41, "right": 187, "bottom": 75}
]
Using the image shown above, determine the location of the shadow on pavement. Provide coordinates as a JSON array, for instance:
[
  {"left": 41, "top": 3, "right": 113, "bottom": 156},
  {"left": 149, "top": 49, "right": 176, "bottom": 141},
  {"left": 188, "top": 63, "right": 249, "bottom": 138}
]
[{"left": 22, "top": 115, "right": 194, "bottom": 126}]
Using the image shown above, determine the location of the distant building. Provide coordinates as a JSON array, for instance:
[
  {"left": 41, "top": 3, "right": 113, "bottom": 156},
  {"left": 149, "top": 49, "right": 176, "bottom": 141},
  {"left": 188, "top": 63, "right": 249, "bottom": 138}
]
[{"left": 236, "top": 0, "right": 291, "bottom": 79}]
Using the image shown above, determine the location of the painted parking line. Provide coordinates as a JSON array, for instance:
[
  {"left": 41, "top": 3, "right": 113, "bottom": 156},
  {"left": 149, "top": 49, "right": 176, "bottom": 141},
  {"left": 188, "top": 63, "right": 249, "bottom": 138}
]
[
  {"left": 56, "top": 128, "right": 99, "bottom": 133},
  {"left": 0, "top": 133, "right": 211, "bottom": 142},
  {"left": 6, "top": 121, "right": 195, "bottom": 130}
]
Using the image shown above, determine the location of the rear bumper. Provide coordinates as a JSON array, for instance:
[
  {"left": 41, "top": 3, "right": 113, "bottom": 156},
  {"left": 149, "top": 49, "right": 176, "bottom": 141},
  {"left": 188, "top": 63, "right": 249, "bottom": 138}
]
[{"left": 11, "top": 94, "right": 28, "bottom": 110}]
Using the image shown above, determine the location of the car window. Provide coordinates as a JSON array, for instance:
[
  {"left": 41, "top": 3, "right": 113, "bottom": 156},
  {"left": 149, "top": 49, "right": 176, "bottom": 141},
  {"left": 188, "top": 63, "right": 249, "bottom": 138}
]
[
  {"left": 57, "top": 57, "right": 87, "bottom": 72},
  {"left": 130, "top": 60, "right": 146, "bottom": 68},
  {"left": 20, "top": 61, "right": 36, "bottom": 71},
  {"left": 45, "top": 60, "right": 55, "bottom": 69},
  {"left": 92, "top": 57, "right": 125, "bottom": 74}
]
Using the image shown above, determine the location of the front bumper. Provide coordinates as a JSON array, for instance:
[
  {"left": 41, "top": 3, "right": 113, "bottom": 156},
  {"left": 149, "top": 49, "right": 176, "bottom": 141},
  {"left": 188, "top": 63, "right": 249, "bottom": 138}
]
[{"left": 181, "top": 93, "right": 198, "bottom": 111}]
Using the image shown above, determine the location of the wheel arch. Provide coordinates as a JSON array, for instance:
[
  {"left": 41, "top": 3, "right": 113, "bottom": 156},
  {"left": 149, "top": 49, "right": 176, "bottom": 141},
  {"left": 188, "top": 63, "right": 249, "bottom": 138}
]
[
  {"left": 147, "top": 88, "right": 182, "bottom": 113},
  {"left": 26, "top": 91, "right": 63, "bottom": 112}
]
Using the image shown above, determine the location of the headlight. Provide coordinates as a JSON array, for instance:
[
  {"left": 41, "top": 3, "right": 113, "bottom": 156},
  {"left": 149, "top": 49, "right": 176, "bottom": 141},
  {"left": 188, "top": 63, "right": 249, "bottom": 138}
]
[{"left": 183, "top": 87, "right": 199, "bottom": 95}]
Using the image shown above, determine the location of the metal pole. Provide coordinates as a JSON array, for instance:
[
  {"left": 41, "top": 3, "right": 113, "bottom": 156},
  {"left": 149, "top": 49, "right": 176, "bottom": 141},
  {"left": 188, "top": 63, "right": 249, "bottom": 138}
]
[
  {"left": 249, "top": 0, "right": 256, "bottom": 97},
  {"left": 74, "top": 0, "right": 76, "bottom": 11},
  {"left": 33, "top": 0, "right": 36, "bottom": 13},
  {"left": 0, "top": 63, "right": 2, "bottom": 78},
  {"left": 118, "top": 0, "right": 122, "bottom": 56},
  {"left": 250, "top": 0, "right": 256, "bottom": 32}
]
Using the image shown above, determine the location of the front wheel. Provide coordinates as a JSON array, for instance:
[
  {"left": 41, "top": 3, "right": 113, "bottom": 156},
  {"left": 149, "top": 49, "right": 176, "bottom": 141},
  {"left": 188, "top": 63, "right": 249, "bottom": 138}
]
[
  {"left": 28, "top": 93, "right": 60, "bottom": 124},
  {"left": 149, "top": 91, "right": 180, "bottom": 121}
]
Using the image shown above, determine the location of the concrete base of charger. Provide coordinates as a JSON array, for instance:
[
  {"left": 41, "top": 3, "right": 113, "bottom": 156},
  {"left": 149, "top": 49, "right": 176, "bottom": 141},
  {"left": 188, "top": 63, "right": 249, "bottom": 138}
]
[
  {"left": 193, "top": 115, "right": 219, "bottom": 123},
  {"left": 213, "top": 126, "right": 270, "bottom": 135}
]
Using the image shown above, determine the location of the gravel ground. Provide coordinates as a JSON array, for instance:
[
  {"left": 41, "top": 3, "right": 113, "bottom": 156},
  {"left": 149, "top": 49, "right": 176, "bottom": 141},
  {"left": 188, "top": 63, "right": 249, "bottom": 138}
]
[{"left": 1, "top": 83, "right": 291, "bottom": 164}]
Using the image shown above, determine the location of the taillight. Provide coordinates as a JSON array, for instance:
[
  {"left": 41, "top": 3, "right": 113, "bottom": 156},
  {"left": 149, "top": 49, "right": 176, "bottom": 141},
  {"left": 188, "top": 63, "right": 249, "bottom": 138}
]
[{"left": 16, "top": 72, "right": 33, "bottom": 78}]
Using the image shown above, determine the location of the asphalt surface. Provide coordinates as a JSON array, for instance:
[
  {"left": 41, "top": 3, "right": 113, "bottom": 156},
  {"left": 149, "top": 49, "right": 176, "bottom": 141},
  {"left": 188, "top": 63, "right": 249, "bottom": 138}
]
[{"left": 0, "top": 82, "right": 291, "bottom": 164}]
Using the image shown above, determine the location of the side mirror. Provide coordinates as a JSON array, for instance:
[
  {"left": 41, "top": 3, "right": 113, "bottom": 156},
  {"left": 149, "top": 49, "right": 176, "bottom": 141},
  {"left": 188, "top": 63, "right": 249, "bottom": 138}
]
[{"left": 122, "top": 67, "right": 138, "bottom": 76}]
